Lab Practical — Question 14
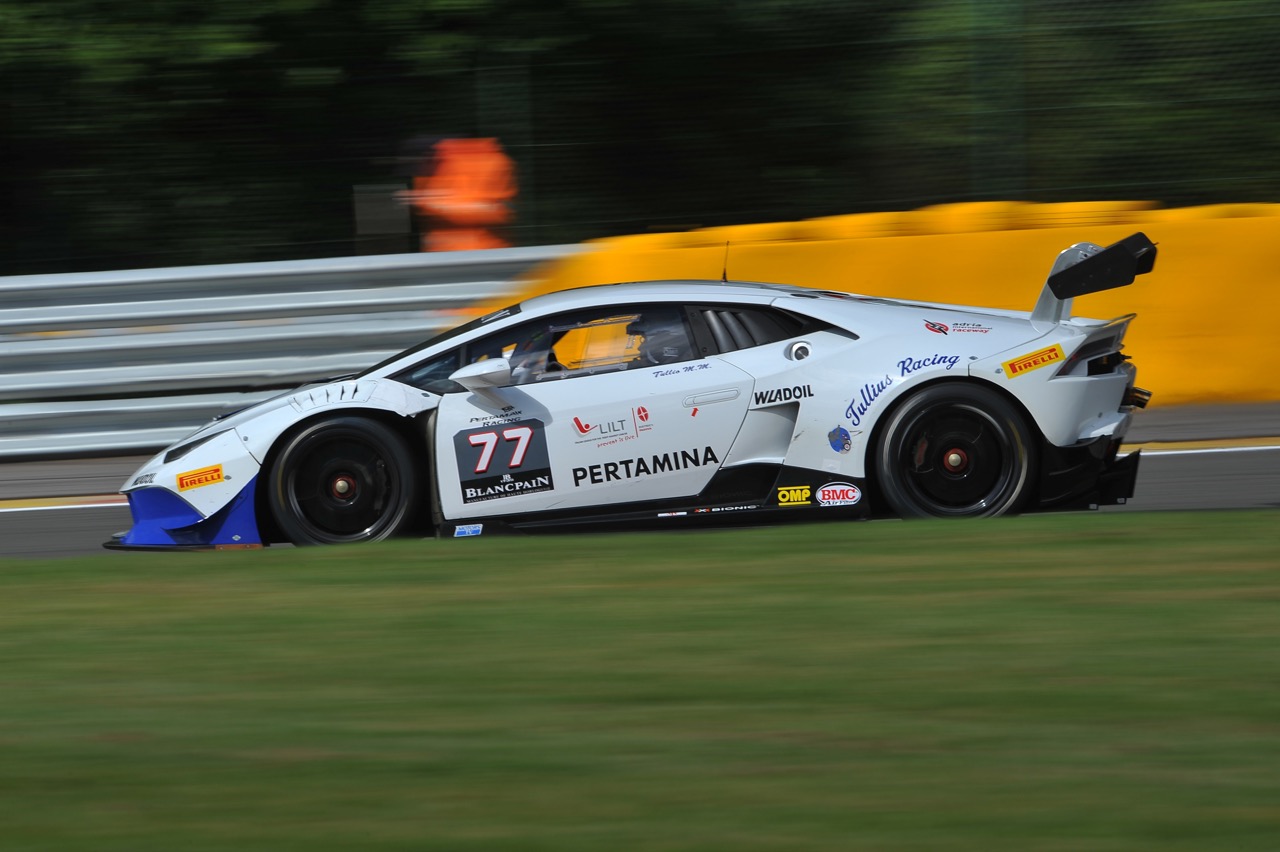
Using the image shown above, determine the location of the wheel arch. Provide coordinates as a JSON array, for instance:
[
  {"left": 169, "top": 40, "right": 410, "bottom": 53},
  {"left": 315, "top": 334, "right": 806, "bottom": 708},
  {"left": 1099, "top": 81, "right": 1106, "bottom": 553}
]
[
  {"left": 253, "top": 407, "right": 432, "bottom": 543},
  {"left": 861, "top": 376, "right": 1045, "bottom": 513}
]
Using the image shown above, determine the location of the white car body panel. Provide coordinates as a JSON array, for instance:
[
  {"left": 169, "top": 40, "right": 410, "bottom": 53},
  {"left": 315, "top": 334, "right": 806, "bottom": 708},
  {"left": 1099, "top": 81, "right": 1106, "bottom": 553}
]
[
  {"left": 108, "top": 232, "right": 1157, "bottom": 549},
  {"left": 434, "top": 359, "right": 754, "bottom": 518},
  {"left": 122, "top": 427, "right": 261, "bottom": 517}
]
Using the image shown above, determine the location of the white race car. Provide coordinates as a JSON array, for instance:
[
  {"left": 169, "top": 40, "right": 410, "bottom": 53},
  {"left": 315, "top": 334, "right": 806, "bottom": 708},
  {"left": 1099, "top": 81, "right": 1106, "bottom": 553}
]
[{"left": 106, "top": 233, "right": 1156, "bottom": 550}]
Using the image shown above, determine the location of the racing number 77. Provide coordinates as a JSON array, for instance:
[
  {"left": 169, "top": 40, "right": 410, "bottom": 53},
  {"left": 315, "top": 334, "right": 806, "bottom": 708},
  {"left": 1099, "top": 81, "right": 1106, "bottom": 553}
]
[{"left": 468, "top": 426, "right": 533, "bottom": 474}]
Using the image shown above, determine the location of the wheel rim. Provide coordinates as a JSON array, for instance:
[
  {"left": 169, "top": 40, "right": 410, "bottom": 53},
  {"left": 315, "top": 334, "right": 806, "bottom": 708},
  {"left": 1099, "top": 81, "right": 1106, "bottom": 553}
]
[
  {"left": 283, "top": 432, "right": 403, "bottom": 541},
  {"left": 893, "top": 402, "right": 1020, "bottom": 516}
]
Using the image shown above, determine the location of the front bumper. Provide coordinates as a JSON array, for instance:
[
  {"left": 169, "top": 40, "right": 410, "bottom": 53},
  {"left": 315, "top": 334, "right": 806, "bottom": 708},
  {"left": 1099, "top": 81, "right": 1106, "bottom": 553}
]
[{"left": 103, "top": 476, "right": 264, "bottom": 551}]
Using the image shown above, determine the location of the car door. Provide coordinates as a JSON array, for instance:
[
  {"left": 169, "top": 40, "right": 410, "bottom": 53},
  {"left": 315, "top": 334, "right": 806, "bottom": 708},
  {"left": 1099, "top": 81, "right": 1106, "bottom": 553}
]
[
  {"left": 684, "top": 302, "right": 866, "bottom": 488},
  {"left": 433, "top": 303, "right": 755, "bottom": 521}
]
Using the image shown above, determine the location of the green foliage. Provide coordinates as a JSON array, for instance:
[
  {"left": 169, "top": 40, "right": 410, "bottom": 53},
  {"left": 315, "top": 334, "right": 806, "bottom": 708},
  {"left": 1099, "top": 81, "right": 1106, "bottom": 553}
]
[{"left": 3, "top": 0, "right": 1279, "bottom": 273}]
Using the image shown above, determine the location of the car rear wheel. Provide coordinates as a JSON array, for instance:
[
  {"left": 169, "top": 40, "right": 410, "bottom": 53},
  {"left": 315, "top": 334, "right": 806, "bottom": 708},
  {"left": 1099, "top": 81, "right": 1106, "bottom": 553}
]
[
  {"left": 874, "top": 384, "right": 1036, "bottom": 518},
  {"left": 267, "top": 416, "right": 419, "bottom": 545}
]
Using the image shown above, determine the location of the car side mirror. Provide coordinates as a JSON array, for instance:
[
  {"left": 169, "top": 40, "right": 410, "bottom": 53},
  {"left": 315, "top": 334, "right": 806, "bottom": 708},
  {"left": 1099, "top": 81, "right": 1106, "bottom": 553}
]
[{"left": 449, "top": 357, "right": 513, "bottom": 391}]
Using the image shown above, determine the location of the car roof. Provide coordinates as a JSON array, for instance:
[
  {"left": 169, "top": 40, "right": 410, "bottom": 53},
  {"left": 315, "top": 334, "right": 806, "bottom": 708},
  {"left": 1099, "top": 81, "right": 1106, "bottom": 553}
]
[
  {"left": 513, "top": 278, "right": 1039, "bottom": 329},
  {"left": 518, "top": 279, "right": 834, "bottom": 312}
]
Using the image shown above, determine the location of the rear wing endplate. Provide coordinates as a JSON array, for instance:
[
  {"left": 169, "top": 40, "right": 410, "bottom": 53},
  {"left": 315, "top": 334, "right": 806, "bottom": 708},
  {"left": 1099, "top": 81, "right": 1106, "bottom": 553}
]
[{"left": 1031, "top": 232, "right": 1157, "bottom": 325}]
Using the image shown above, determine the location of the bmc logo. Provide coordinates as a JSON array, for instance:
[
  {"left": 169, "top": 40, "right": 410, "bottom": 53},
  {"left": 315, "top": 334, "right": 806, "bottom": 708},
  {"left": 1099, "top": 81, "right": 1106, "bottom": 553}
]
[
  {"left": 776, "top": 485, "right": 812, "bottom": 506},
  {"left": 816, "top": 482, "right": 862, "bottom": 507}
]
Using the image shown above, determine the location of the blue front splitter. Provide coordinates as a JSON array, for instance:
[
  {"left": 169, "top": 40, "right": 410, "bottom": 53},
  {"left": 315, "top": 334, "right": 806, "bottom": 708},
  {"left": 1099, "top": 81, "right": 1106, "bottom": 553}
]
[{"left": 105, "top": 476, "right": 264, "bottom": 550}]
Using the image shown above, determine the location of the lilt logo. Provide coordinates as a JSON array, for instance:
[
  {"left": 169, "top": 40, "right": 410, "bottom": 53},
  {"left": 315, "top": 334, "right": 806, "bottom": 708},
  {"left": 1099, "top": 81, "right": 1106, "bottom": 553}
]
[
  {"left": 573, "top": 407, "right": 653, "bottom": 447},
  {"left": 573, "top": 416, "right": 628, "bottom": 441}
]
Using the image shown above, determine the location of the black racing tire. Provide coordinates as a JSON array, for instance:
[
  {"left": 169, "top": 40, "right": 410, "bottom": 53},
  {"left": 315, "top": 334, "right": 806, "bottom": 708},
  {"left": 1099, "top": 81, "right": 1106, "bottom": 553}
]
[
  {"left": 267, "top": 416, "right": 420, "bottom": 545},
  {"left": 874, "top": 383, "right": 1037, "bottom": 518}
]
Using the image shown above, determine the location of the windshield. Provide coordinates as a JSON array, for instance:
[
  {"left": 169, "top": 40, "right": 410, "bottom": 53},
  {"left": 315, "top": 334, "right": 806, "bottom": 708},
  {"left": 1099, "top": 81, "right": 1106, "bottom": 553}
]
[{"left": 354, "top": 303, "right": 522, "bottom": 378}]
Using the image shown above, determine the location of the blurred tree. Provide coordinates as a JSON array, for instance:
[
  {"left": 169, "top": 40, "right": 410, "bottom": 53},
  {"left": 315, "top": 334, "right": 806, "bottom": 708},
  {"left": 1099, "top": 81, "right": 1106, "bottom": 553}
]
[
  {"left": 0, "top": 0, "right": 904, "bottom": 270},
  {"left": 2, "top": 0, "right": 1279, "bottom": 274},
  {"left": 1, "top": 0, "right": 460, "bottom": 271},
  {"left": 864, "top": 0, "right": 1280, "bottom": 204}
]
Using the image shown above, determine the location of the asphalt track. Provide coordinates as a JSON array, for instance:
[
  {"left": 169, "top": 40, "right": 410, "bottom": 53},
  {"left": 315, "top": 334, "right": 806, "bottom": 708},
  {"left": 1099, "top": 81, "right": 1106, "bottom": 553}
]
[{"left": 1, "top": 403, "right": 1277, "bottom": 560}]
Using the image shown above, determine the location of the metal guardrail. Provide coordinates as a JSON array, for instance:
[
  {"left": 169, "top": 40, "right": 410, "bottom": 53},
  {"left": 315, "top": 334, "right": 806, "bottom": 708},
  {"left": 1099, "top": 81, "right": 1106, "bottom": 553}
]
[{"left": 0, "top": 245, "right": 581, "bottom": 460}]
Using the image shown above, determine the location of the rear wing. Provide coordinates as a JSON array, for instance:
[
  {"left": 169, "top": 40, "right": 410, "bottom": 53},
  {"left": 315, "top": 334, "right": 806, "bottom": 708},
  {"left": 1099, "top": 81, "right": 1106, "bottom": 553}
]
[{"left": 1031, "top": 232, "right": 1157, "bottom": 325}]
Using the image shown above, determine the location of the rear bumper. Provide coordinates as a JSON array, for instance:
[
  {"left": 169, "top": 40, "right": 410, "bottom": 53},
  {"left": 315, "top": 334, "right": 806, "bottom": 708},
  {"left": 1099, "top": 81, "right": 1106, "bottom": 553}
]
[
  {"left": 1095, "top": 449, "right": 1141, "bottom": 505},
  {"left": 1036, "top": 438, "right": 1140, "bottom": 510}
]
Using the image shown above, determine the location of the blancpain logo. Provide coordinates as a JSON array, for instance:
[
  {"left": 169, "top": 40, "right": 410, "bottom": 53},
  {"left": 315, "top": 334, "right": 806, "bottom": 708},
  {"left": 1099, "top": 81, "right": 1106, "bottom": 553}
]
[{"left": 464, "top": 474, "right": 552, "bottom": 500}]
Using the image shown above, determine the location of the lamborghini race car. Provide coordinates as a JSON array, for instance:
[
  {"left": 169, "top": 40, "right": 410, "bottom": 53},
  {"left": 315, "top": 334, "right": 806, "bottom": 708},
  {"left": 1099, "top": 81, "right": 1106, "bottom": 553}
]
[{"left": 105, "top": 233, "right": 1156, "bottom": 550}]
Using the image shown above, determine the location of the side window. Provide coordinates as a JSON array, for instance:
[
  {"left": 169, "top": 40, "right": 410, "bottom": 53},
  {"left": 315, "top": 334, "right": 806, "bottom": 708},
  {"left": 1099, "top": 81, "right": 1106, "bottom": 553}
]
[
  {"left": 390, "top": 318, "right": 550, "bottom": 393},
  {"left": 615, "top": 306, "right": 695, "bottom": 369},
  {"left": 393, "top": 304, "right": 699, "bottom": 391},
  {"left": 507, "top": 305, "right": 695, "bottom": 383},
  {"left": 392, "top": 350, "right": 463, "bottom": 394},
  {"left": 692, "top": 306, "right": 811, "bottom": 354}
]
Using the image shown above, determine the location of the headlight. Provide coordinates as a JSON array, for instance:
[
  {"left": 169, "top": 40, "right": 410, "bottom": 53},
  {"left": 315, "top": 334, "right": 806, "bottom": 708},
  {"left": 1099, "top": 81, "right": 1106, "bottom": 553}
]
[{"left": 163, "top": 429, "right": 229, "bottom": 463}]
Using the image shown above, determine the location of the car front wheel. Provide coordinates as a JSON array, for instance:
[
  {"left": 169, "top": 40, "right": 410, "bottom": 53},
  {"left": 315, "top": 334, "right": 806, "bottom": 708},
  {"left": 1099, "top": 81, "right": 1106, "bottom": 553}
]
[
  {"left": 267, "top": 416, "right": 420, "bottom": 545},
  {"left": 874, "top": 384, "right": 1037, "bottom": 518}
]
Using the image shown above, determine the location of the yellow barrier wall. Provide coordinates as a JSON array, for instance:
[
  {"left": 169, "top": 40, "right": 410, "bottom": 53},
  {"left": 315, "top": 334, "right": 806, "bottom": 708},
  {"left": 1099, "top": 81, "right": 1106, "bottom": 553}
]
[{"left": 512, "top": 203, "right": 1280, "bottom": 406}]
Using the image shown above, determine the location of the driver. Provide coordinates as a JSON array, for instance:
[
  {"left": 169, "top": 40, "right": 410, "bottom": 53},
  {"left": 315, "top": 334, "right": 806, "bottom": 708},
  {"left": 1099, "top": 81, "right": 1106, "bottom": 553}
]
[{"left": 627, "top": 312, "right": 690, "bottom": 366}]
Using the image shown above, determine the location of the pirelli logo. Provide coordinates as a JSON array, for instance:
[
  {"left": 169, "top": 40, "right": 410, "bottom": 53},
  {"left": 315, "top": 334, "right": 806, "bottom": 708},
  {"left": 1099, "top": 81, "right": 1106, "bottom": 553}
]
[
  {"left": 1002, "top": 344, "right": 1065, "bottom": 378},
  {"left": 177, "top": 464, "right": 224, "bottom": 492}
]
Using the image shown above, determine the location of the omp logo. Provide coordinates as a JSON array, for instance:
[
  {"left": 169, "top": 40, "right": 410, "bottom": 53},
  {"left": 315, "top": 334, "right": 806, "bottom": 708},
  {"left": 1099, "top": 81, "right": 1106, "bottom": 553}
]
[
  {"left": 177, "top": 464, "right": 223, "bottom": 491},
  {"left": 776, "top": 485, "right": 811, "bottom": 506},
  {"left": 1002, "top": 344, "right": 1066, "bottom": 377}
]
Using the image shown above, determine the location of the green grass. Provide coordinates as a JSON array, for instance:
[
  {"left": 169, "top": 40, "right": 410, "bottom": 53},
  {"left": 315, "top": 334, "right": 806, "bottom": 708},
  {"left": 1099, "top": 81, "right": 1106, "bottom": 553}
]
[{"left": 2, "top": 511, "right": 1279, "bottom": 850}]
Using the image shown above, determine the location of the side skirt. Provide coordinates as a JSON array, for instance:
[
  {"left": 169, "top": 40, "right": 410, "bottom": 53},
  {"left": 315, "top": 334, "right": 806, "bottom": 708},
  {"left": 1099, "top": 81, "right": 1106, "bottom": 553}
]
[{"left": 434, "top": 464, "right": 872, "bottom": 538}]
